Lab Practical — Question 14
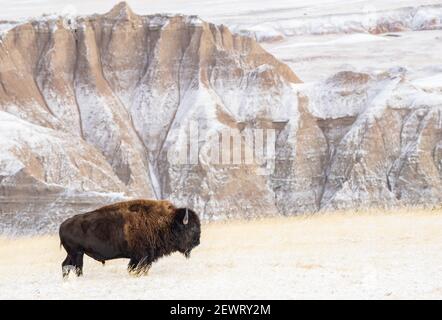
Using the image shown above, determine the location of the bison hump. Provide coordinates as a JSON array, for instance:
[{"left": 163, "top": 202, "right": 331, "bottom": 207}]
[{"left": 129, "top": 204, "right": 151, "bottom": 213}]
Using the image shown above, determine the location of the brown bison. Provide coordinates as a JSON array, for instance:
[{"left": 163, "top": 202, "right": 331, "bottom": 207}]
[{"left": 59, "top": 199, "right": 201, "bottom": 278}]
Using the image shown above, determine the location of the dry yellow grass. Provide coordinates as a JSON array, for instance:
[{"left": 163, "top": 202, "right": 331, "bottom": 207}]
[{"left": 1, "top": 208, "right": 442, "bottom": 299}]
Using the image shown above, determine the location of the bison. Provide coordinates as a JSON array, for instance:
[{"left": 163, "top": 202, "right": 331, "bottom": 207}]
[{"left": 59, "top": 199, "right": 201, "bottom": 278}]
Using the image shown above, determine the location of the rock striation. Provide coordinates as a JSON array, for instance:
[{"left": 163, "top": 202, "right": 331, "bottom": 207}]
[{"left": 0, "top": 2, "right": 440, "bottom": 233}]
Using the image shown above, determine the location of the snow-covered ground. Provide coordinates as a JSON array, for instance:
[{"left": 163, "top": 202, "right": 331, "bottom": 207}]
[
  {"left": 1, "top": 210, "right": 442, "bottom": 300},
  {"left": 264, "top": 29, "right": 442, "bottom": 82}
]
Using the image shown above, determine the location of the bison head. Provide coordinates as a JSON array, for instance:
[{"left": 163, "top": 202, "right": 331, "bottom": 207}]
[{"left": 173, "top": 208, "right": 201, "bottom": 258}]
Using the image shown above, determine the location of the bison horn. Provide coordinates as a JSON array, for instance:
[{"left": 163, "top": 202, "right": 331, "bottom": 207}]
[{"left": 183, "top": 208, "right": 189, "bottom": 225}]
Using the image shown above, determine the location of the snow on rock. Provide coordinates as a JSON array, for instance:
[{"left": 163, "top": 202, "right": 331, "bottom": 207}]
[
  {"left": 233, "top": 4, "right": 442, "bottom": 41},
  {"left": 0, "top": 2, "right": 441, "bottom": 234},
  {"left": 301, "top": 69, "right": 442, "bottom": 211},
  {"left": 412, "top": 74, "right": 442, "bottom": 90},
  {"left": 0, "top": 21, "right": 18, "bottom": 39},
  {"left": 0, "top": 3, "right": 299, "bottom": 233},
  {"left": 0, "top": 111, "right": 130, "bottom": 234}
]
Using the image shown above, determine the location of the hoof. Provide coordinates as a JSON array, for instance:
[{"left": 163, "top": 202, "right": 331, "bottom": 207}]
[
  {"left": 62, "top": 265, "right": 74, "bottom": 279},
  {"left": 128, "top": 267, "right": 150, "bottom": 277}
]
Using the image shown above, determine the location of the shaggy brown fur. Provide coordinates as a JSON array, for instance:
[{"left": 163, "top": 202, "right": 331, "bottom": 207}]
[{"left": 59, "top": 199, "right": 201, "bottom": 278}]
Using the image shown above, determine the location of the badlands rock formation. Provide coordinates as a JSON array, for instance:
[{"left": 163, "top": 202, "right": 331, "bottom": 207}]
[
  {"left": 306, "top": 69, "right": 442, "bottom": 211},
  {"left": 0, "top": 2, "right": 440, "bottom": 233}
]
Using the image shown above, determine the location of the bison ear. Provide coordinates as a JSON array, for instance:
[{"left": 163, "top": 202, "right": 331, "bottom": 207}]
[{"left": 183, "top": 208, "right": 189, "bottom": 225}]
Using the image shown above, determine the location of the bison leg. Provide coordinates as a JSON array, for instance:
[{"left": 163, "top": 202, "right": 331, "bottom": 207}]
[
  {"left": 74, "top": 252, "right": 84, "bottom": 277},
  {"left": 62, "top": 255, "right": 73, "bottom": 278},
  {"left": 135, "top": 263, "right": 152, "bottom": 276},
  {"left": 128, "top": 258, "right": 152, "bottom": 276},
  {"left": 127, "top": 258, "right": 139, "bottom": 274},
  {"left": 63, "top": 251, "right": 84, "bottom": 277}
]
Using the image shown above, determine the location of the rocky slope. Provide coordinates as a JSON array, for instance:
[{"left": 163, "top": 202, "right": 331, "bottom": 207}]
[
  {"left": 305, "top": 69, "right": 442, "bottom": 210},
  {"left": 0, "top": 2, "right": 440, "bottom": 233}
]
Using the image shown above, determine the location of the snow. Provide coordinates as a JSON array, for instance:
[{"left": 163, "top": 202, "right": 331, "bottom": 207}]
[
  {"left": 412, "top": 5, "right": 442, "bottom": 30},
  {"left": 0, "top": 110, "right": 58, "bottom": 147},
  {"left": 254, "top": 64, "right": 274, "bottom": 73},
  {"left": 147, "top": 15, "right": 171, "bottom": 28},
  {"left": 277, "top": 33, "right": 388, "bottom": 49},
  {"left": 303, "top": 72, "right": 404, "bottom": 120},
  {"left": 238, "top": 4, "right": 442, "bottom": 39},
  {"left": 0, "top": 21, "right": 18, "bottom": 38},
  {"left": 0, "top": 153, "right": 24, "bottom": 177},
  {"left": 0, "top": 0, "right": 439, "bottom": 22},
  {"left": 1, "top": 210, "right": 442, "bottom": 299},
  {"left": 2, "top": 1, "right": 441, "bottom": 36},
  {"left": 413, "top": 74, "right": 442, "bottom": 89},
  {"left": 1, "top": 1, "right": 441, "bottom": 83},
  {"left": 148, "top": 162, "right": 161, "bottom": 199},
  {"left": 185, "top": 15, "right": 204, "bottom": 26},
  {"left": 0, "top": 111, "right": 126, "bottom": 192}
]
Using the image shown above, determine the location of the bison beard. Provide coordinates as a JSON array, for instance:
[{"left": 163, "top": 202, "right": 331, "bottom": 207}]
[{"left": 59, "top": 200, "right": 201, "bottom": 278}]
